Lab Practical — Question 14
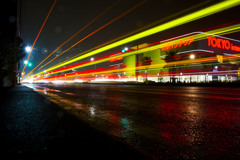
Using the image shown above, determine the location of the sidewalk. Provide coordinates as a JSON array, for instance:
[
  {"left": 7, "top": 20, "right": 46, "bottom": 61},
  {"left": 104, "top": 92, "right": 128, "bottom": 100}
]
[{"left": 0, "top": 85, "right": 150, "bottom": 159}]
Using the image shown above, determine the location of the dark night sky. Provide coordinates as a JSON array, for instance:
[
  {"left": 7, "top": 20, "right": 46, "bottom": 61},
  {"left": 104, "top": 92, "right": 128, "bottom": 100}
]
[{"left": 20, "top": 0, "right": 240, "bottom": 75}]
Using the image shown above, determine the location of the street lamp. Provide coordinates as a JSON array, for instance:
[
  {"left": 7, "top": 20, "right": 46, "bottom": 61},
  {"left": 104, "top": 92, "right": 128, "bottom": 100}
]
[
  {"left": 190, "top": 54, "right": 195, "bottom": 59},
  {"left": 24, "top": 60, "right": 28, "bottom": 64},
  {"left": 122, "top": 47, "right": 128, "bottom": 53},
  {"left": 25, "top": 46, "right": 31, "bottom": 53}
]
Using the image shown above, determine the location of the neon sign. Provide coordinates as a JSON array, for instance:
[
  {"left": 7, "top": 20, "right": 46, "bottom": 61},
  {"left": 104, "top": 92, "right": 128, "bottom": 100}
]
[
  {"left": 161, "top": 37, "right": 194, "bottom": 51},
  {"left": 207, "top": 36, "right": 240, "bottom": 52},
  {"left": 110, "top": 56, "right": 123, "bottom": 62}
]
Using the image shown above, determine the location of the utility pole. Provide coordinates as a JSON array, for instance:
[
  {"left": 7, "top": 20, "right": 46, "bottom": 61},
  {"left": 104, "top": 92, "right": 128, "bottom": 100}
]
[{"left": 17, "top": 0, "right": 22, "bottom": 84}]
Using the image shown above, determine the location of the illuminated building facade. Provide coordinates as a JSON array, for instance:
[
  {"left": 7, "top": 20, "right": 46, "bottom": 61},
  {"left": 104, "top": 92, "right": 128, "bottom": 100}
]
[
  {"left": 30, "top": 32, "right": 240, "bottom": 84},
  {"left": 120, "top": 32, "right": 240, "bottom": 83}
]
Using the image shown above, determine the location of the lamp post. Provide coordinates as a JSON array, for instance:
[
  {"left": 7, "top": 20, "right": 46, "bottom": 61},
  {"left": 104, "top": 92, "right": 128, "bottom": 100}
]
[
  {"left": 19, "top": 46, "right": 31, "bottom": 83},
  {"left": 190, "top": 54, "right": 195, "bottom": 59},
  {"left": 25, "top": 46, "right": 31, "bottom": 53}
]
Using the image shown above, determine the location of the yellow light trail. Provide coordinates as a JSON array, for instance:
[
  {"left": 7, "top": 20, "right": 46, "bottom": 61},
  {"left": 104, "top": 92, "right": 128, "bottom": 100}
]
[
  {"left": 39, "top": 53, "right": 240, "bottom": 80},
  {"left": 50, "top": 0, "right": 214, "bottom": 70},
  {"left": 41, "top": 53, "right": 240, "bottom": 81},
  {"left": 24, "top": 23, "right": 240, "bottom": 81},
  {"left": 78, "top": 23, "right": 240, "bottom": 68},
  {"left": 27, "top": 0, "right": 240, "bottom": 79},
  {"left": 29, "top": 23, "right": 240, "bottom": 79}
]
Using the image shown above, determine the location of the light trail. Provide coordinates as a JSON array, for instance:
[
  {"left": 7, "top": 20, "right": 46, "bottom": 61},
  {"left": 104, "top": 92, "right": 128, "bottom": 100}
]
[
  {"left": 33, "top": 64, "right": 239, "bottom": 84},
  {"left": 34, "top": 58, "right": 240, "bottom": 83},
  {"left": 50, "top": 0, "right": 215, "bottom": 71},
  {"left": 24, "top": 23, "right": 240, "bottom": 83},
  {"left": 93, "top": 52, "right": 239, "bottom": 76},
  {"left": 30, "top": 23, "right": 240, "bottom": 79},
  {"left": 36, "top": 49, "right": 240, "bottom": 81},
  {"left": 21, "top": 0, "right": 58, "bottom": 78},
  {"left": 35, "top": 0, "right": 147, "bottom": 71},
  {"left": 26, "top": 0, "right": 240, "bottom": 79},
  {"left": 25, "top": 0, "right": 121, "bottom": 77}
]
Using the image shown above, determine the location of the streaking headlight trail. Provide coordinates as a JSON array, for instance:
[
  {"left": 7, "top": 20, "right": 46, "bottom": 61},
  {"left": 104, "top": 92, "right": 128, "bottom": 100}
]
[
  {"left": 26, "top": 0, "right": 240, "bottom": 80},
  {"left": 28, "top": 23, "right": 240, "bottom": 80}
]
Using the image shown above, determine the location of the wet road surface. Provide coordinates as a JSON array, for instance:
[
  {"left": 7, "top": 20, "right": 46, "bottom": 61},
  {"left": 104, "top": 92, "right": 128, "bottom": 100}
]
[{"left": 25, "top": 83, "right": 240, "bottom": 159}]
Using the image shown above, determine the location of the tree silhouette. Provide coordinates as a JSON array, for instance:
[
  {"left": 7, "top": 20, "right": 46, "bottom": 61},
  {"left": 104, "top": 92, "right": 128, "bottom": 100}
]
[
  {"left": 0, "top": 37, "right": 26, "bottom": 84},
  {"left": 16, "top": 37, "right": 26, "bottom": 61}
]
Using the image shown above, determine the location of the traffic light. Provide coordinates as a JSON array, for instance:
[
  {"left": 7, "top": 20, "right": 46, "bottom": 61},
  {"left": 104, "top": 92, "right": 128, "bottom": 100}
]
[{"left": 28, "top": 62, "right": 32, "bottom": 67}]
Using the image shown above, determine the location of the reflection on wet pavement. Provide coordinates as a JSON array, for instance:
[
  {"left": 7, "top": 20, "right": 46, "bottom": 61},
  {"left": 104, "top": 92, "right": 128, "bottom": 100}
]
[{"left": 24, "top": 83, "right": 240, "bottom": 159}]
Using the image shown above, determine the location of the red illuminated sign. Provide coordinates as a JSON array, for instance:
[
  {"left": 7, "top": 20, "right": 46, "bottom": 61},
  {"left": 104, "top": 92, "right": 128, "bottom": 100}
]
[
  {"left": 207, "top": 36, "right": 240, "bottom": 52},
  {"left": 161, "top": 37, "right": 194, "bottom": 51},
  {"left": 110, "top": 56, "right": 123, "bottom": 62}
]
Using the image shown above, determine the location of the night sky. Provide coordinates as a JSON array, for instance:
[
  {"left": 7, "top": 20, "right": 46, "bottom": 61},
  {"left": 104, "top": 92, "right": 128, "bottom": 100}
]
[{"left": 20, "top": 0, "right": 240, "bottom": 76}]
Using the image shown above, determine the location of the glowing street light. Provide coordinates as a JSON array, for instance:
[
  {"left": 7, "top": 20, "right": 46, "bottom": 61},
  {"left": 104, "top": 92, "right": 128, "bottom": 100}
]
[
  {"left": 190, "top": 54, "right": 195, "bottom": 59},
  {"left": 25, "top": 46, "right": 31, "bottom": 53},
  {"left": 122, "top": 47, "right": 128, "bottom": 53},
  {"left": 24, "top": 60, "right": 28, "bottom": 64}
]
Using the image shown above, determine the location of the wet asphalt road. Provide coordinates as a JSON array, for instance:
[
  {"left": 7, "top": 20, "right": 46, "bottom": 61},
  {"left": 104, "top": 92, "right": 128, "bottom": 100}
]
[{"left": 25, "top": 83, "right": 240, "bottom": 159}]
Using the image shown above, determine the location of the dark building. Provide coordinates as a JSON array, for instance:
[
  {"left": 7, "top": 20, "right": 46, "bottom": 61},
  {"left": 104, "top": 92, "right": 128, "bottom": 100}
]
[{"left": 0, "top": 0, "right": 18, "bottom": 87}]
